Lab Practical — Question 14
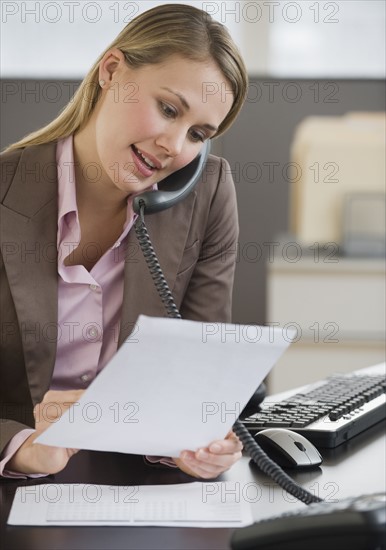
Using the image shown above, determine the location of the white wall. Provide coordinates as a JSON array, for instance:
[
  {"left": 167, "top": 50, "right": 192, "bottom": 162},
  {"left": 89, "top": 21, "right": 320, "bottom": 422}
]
[{"left": 1, "top": 1, "right": 385, "bottom": 78}]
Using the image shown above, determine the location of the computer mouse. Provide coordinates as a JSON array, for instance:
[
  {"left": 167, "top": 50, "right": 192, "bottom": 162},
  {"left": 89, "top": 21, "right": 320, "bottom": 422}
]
[{"left": 253, "top": 428, "right": 323, "bottom": 469}]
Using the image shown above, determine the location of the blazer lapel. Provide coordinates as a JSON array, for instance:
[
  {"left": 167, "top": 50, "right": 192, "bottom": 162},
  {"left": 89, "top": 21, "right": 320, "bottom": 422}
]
[
  {"left": 1, "top": 143, "right": 59, "bottom": 404},
  {"left": 119, "top": 191, "right": 197, "bottom": 344}
]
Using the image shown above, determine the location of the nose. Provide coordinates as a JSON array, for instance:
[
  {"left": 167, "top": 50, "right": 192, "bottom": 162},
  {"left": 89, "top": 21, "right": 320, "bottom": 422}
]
[{"left": 155, "top": 128, "right": 185, "bottom": 158}]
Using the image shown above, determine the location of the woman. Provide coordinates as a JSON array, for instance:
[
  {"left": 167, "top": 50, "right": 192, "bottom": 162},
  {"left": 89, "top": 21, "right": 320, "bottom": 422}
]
[{"left": 0, "top": 4, "right": 248, "bottom": 478}]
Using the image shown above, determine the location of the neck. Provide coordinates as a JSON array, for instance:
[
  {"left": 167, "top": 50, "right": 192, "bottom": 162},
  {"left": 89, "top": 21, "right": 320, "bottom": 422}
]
[{"left": 73, "top": 125, "right": 128, "bottom": 216}]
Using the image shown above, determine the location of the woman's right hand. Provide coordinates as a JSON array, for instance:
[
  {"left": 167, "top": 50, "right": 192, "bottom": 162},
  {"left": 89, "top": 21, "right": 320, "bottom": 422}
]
[{"left": 7, "top": 390, "right": 84, "bottom": 475}]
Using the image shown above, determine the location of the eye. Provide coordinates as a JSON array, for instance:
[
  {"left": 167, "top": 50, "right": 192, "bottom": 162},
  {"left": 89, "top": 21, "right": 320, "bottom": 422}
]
[
  {"left": 189, "top": 129, "right": 205, "bottom": 143},
  {"left": 159, "top": 101, "right": 177, "bottom": 119}
]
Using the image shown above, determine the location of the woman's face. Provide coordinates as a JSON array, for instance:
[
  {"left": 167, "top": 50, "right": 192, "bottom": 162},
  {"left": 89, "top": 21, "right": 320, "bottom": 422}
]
[{"left": 87, "top": 51, "right": 234, "bottom": 196}]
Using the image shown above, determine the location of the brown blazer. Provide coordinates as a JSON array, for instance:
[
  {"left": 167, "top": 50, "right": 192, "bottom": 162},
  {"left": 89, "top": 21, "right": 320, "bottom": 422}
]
[{"left": 0, "top": 142, "right": 239, "bottom": 453}]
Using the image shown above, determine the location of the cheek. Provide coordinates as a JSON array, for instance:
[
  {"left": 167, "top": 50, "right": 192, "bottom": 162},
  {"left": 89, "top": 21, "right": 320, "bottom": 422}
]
[
  {"left": 98, "top": 100, "right": 152, "bottom": 146},
  {"left": 131, "top": 102, "right": 164, "bottom": 136}
]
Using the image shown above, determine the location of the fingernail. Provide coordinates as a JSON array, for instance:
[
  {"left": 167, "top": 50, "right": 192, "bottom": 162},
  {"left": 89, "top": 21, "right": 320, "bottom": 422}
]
[{"left": 210, "top": 443, "right": 221, "bottom": 452}]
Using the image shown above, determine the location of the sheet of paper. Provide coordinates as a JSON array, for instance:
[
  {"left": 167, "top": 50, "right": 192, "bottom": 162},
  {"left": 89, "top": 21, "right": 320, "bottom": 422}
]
[
  {"left": 7, "top": 482, "right": 254, "bottom": 527},
  {"left": 36, "top": 315, "right": 294, "bottom": 456}
]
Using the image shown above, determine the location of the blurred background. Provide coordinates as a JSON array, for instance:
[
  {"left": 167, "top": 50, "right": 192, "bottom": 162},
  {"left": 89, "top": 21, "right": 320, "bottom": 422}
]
[{"left": 1, "top": 1, "right": 385, "bottom": 390}]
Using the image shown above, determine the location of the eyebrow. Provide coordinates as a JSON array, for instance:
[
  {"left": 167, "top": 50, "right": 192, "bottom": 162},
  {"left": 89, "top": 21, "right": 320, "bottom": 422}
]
[{"left": 160, "top": 86, "right": 218, "bottom": 133}]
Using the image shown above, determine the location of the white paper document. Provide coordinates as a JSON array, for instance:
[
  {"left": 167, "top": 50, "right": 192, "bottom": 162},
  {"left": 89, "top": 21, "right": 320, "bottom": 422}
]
[
  {"left": 7, "top": 482, "right": 254, "bottom": 527},
  {"left": 36, "top": 315, "right": 294, "bottom": 456}
]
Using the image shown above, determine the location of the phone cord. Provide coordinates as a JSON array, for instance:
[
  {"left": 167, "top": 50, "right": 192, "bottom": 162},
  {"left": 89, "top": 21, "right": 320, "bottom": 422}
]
[
  {"left": 134, "top": 202, "right": 181, "bottom": 319},
  {"left": 232, "top": 420, "right": 322, "bottom": 504},
  {"left": 134, "top": 203, "right": 322, "bottom": 506}
]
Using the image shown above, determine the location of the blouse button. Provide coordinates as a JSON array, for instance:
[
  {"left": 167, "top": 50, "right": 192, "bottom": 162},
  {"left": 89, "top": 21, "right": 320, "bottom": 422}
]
[{"left": 87, "top": 325, "right": 99, "bottom": 339}]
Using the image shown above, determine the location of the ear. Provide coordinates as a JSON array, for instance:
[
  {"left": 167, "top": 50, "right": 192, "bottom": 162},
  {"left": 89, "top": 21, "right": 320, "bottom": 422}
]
[{"left": 98, "top": 48, "right": 127, "bottom": 86}]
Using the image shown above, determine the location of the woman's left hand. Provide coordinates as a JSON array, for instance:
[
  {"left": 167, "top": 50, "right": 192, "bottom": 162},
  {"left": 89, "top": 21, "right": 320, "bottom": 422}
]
[{"left": 173, "top": 431, "right": 243, "bottom": 478}]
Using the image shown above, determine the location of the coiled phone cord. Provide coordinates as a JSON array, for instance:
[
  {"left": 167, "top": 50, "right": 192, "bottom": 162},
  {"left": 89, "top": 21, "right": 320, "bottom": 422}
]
[
  {"left": 134, "top": 203, "right": 181, "bottom": 319},
  {"left": 232, "top": 419, "right": 322, "bottom": 505},
  {"left": 134, "top": 202, "right": 322, "bottom": 505}
]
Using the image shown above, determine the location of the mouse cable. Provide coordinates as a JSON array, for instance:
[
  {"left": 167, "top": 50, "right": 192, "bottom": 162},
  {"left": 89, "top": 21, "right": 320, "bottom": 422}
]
[{"left": 134, "top": 206, "right": 323, "bottom": 506}]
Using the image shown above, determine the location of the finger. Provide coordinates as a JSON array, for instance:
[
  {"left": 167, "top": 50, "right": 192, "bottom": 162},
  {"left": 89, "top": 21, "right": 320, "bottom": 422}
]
[
  {"left": 181, "top": 448, "right": 242, "bottom": 473},
  {"left": 35, "top": 390, "right": 84, "bottom": 423},
  {"left": 41, "top": 390, "right": 84, "bottom": 404},
  {"left": 178, "top": 453, "right": 226, "bottom": 479},
  {"left": 225, "top": 430, "right": 243, "bottom": 444},
  {"left": 34, "top": 399, "right": 83, "bottom": 426},
  {"left": 183, "top": 451, "right": 242, "bottom": 478},
  {"left": 196, "top": 447, "right": 243, "bottom": 468},
  {"left": 207, "top": 439, "right": 243, "bottom": 455},
  {"left": 34, "top": 401, "right": 68, "bottom": 422},
  {"left": 67, "top": 448, "right": 81, "bottom": 458}
]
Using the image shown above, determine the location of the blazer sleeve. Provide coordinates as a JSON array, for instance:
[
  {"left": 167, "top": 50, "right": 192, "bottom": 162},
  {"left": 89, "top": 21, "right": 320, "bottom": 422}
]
[
  {"left": 178, "top": 157, "right": 239, "bottom": 323},
  {"left": 0, "top": 148, "right": 37, "bottom": 455}
]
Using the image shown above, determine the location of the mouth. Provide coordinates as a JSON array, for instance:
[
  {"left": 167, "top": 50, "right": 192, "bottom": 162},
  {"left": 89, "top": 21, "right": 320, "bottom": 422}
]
[{"left": 131, "top": 145, "right": 162, "bottom": 177}]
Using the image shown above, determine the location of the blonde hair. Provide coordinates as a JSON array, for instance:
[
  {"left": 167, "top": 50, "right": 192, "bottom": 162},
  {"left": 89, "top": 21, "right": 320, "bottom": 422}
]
[{"left": 5, "top": 3, "right": 248, "bottom": 152}]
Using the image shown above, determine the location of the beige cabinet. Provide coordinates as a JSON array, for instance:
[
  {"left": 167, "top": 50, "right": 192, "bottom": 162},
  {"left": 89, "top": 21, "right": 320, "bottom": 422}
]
[{"left": 266, "top": 251, "right": 385, "bottom": 393}]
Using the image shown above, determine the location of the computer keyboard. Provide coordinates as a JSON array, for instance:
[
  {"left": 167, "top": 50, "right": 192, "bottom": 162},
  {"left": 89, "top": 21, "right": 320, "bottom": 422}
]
[{"left": 241, "top": 372, "right": 386, "bottom": 448}]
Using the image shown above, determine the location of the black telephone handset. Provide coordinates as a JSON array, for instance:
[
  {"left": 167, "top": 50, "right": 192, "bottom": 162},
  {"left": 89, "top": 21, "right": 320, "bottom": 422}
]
[
  {"left": 231, "top": 492, "right": 386, "bottom": 550},
  {"left": 133, "top": 140, "right": 211, "bottom": 215}
]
